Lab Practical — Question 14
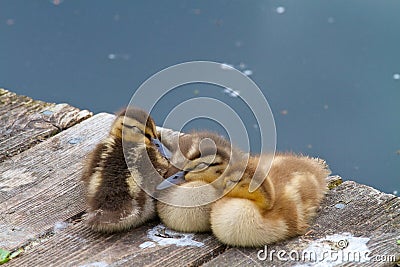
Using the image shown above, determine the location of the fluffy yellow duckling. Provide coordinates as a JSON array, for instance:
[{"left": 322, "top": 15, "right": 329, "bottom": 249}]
[
  {"left": 81, "top": 107, "right": 172, "bottom": 232},
  {"left": 155, "top": 132, "right": 245, "bottom": 232},
  {"left": 210, "top": 153, "right": 331, "bottom": 247}
]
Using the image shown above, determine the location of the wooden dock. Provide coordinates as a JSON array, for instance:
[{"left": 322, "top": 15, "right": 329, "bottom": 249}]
[{"left": 0, "top": 88, "right": 399, "bottom": 266}]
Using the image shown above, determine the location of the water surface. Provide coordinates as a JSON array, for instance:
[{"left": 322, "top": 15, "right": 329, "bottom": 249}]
[{"left": 1, "top": 1, "right": 399, "bottom": 194}]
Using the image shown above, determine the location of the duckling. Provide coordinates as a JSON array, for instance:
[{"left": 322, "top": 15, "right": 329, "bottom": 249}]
[
  {"left": 210, "top": 153, "right": 331, "bottom": 247},
  {"left": 81, "top": 107, "right": 172, "bottom": 232},
  {"left": 155, "top": 132, "right": 245, "bottom": 233}
]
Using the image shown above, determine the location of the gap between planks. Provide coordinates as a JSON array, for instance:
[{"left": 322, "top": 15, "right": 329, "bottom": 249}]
[{"left": 0, "top": 88, "right": 92, "bottom": 162}]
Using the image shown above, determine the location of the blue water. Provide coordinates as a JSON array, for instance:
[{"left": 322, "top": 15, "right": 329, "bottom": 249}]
[{"left": 1, "top": 1, "right": 399, "bottom": 194}]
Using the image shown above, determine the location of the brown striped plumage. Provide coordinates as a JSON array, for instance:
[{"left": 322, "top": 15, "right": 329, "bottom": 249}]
[{"left": 81, "top": 107, "right": 169, "bottom": 232}]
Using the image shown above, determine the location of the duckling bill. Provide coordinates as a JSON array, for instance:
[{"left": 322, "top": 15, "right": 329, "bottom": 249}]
[
  {"left": 156, "top": 170, "right": 186, "bottom": 190},
  {"left": 81, "top": 107, "right": 171, "bottom": 232}
]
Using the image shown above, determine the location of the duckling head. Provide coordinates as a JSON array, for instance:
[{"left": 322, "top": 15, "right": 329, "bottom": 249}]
[
  {"left": 110, "top": 107, "right": 171, "bottom": 158},
  {"left": 156, "top": 144, "right": 233, "bottom": 190}
]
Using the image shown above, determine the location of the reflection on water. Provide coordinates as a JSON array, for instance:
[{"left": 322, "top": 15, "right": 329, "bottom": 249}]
[
  {"left": 276, "top": 6, "right": 286, "bottom": 14},
  {"left": 223, "top": 87, "right": 240, "bottom": 98},
  {"left": 1, "top": 1, "right": 399, "bottom": 194}
]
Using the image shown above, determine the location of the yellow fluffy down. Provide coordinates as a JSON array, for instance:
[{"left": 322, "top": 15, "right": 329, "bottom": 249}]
[
  {"left": 156, "top": 181, "right": 220, "bottom": 232},
  {"left": 210, "top": 198, "right": 289, "bottom": 247}
]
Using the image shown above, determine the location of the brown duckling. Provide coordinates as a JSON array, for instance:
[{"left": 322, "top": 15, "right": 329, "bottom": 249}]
[
  {"left": 81, "top": 107, "right": 171, "bottom": 232},
  {"left": 155, "top": 132, "right": 245, "bottom": 232},
  {"left": 210, "top": 153, "right": 330, "bottom": 247}
]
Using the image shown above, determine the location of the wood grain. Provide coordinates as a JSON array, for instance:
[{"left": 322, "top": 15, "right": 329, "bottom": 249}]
[
  {"left": 0, "top": 113, "right": 114, "bottom": 250},
  {"left": 8, "top": 222, "right": 226, "bottom": 267},
  {"left": 0, "top": 88, "right": 92, "bottom": 162}
]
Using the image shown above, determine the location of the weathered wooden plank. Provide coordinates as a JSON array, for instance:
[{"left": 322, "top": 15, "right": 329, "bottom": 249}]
[
  {"left": 0, "top": 113, "right": 114, "bottom": 250},
  {"left": 1, "top": 112, "right": 226, "bottom": 266},
  {"left": 202, "top": 181, "right": 400, "bottom": 267},
  {"left": 0, "top": 88, "right": 92, "bottom": 162},
  {"left": 8, "top": 222, "right": 226, "bottom": 267}
]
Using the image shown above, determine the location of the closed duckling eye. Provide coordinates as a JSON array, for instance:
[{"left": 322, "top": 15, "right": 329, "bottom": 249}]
[
  {"left": 196, "top": 162, "right": 209, "bottom": 170},
  {"left": 122, "top": 123, "right": 144, "bottom": 135},
  {"left": 195, "top": 161, "right": 222, "bottom": 170}
]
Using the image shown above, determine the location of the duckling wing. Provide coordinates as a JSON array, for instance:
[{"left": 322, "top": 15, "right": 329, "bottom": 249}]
[
  {"left": 81, "top": 142, "right": 107, "bottom": 185},
  {"left": 82, "top": 138, "right": 158, "bottom": 232}
]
